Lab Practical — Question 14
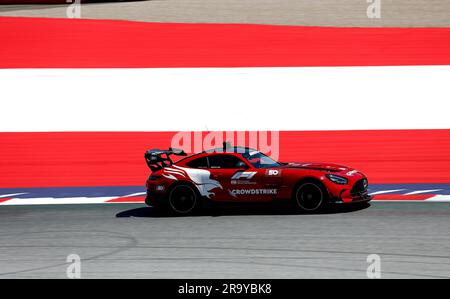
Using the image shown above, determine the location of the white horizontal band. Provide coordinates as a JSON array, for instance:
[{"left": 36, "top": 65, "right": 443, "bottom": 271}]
[{"left": 1, "top": 66, "right": 449, "bottom": 132}]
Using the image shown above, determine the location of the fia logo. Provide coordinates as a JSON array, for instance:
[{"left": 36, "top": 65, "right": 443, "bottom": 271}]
[{"left": 231, "top": 171, "right": 257, "bottom": 180}]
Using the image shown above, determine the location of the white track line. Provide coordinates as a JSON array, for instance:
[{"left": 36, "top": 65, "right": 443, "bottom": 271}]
[
  {"left": 0, "top": 193, "right": 27, "bottom": 198},
  {"left": 0, "top": 197, "right": 117, "bottom": 205},
  {"left": 1, "top": 195, "right": 450, "bottom": 206},
  {"left": 121, "top": 192, "right": 147, "bottom": 198},
  {"left": 369, "top": 189, "right": 405, "bottom": 195},
  {"left": 404, "top": 189, "right": 442, "bottom": 195}
]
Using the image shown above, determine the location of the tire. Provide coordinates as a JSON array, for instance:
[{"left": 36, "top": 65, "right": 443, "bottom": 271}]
[
  {"left": 168, "top": 184, "right": 199, "bottom": 215},
  {"left": 294, "top": 181, "right": 327, "bottom": 212}
]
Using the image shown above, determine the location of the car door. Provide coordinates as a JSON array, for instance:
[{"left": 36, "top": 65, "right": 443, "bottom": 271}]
[{"left": 207, "top": 154, "right": 276, "bottom": 202}]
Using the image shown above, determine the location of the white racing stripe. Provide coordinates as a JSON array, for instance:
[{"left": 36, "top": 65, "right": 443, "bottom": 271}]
[{"left": 0, "top": 66, "right": 449, "bottom": 131}]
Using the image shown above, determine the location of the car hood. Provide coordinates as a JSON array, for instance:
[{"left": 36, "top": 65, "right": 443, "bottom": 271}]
[{"left": 280, "top": 162, "right": 352, "bottom": 173}]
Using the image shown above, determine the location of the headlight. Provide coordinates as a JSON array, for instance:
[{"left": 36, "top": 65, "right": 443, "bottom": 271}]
[{"left": 326, "top": 174, "right": 348, "bottom": 185}]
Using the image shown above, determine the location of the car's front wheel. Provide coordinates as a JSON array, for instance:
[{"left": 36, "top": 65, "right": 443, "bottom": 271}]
[
  {"left": 168, "top": 184, "right": 199, "bottom": 215},
  {"left": 294, "top": 182, "right": 326, "bottom": 212}
]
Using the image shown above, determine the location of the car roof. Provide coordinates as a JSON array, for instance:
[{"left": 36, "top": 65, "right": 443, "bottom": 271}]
[
  {"left": 204, "top": 146, "right": 257, "bottom": 153},
  {"left": 175, "top": 147, "right": 259, "bottom": 165}
]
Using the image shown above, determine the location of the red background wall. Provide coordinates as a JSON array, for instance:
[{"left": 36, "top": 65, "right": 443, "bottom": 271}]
[
  {"left": 0, "top": 130, "right": 449, "bottom": 188},
  {"left": 1, "top": 17, "right": 450, "bottom": 68}
]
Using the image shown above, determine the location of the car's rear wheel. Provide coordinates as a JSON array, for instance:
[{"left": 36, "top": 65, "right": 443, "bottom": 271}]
[
  {"left": 294, "top": 182, "right": 326, "bottom": 212},
  {"left": 168, "top": 184, "right": 198, "bottom": 215}
]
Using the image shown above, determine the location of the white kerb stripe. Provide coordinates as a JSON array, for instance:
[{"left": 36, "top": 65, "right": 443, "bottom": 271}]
[
  {"left": 0, "top": 193, "right": 28, "bottom": 198},
  {"left": 369, "top": 189, "right": 405, "bottom": 195},
  {"left": 404, "top": 189, "right": 443, "bottom": 195}
]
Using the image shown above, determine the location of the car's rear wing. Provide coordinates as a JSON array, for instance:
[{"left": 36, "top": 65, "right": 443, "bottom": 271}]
[{"left": 144, "top": 148, "right": 187, "bottom": 172}]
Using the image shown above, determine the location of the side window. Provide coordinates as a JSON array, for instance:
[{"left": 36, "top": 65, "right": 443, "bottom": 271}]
[
  {"left": 209, "top": 155, "right": 245, "bottom": 169},
  {"left": 186, "top": 157, "right": 208, "bottom": 169}
]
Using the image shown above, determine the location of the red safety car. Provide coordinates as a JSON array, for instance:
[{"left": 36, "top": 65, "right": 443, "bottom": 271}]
[{"left": 144, "top": 143, "right": 372, "bottom": 215}]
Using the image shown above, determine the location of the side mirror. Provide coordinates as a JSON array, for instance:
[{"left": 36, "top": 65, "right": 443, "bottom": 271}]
[{"left": 236, "top": 161, "right": 248, "bottom": 169}]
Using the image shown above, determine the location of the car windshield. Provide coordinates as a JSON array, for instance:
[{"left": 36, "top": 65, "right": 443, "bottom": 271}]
[{"left": 241, "top": 150, "right": 281, "bottom": 168}]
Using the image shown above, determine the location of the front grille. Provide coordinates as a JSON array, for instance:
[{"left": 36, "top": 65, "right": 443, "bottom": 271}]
[{"left": 351, "top": 179, "right": 368, "bottom": 197}]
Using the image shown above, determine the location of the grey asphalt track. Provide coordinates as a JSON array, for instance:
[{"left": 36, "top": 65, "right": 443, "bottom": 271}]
[
  {"left": 1, "top": 0, "right": 450, "bottom": 279},
  {"left": 0, "top": 202, "right": 449, "bottom": 278},
  {"left": 1, "top": 0, "right": 450, "bottom": 27}
]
